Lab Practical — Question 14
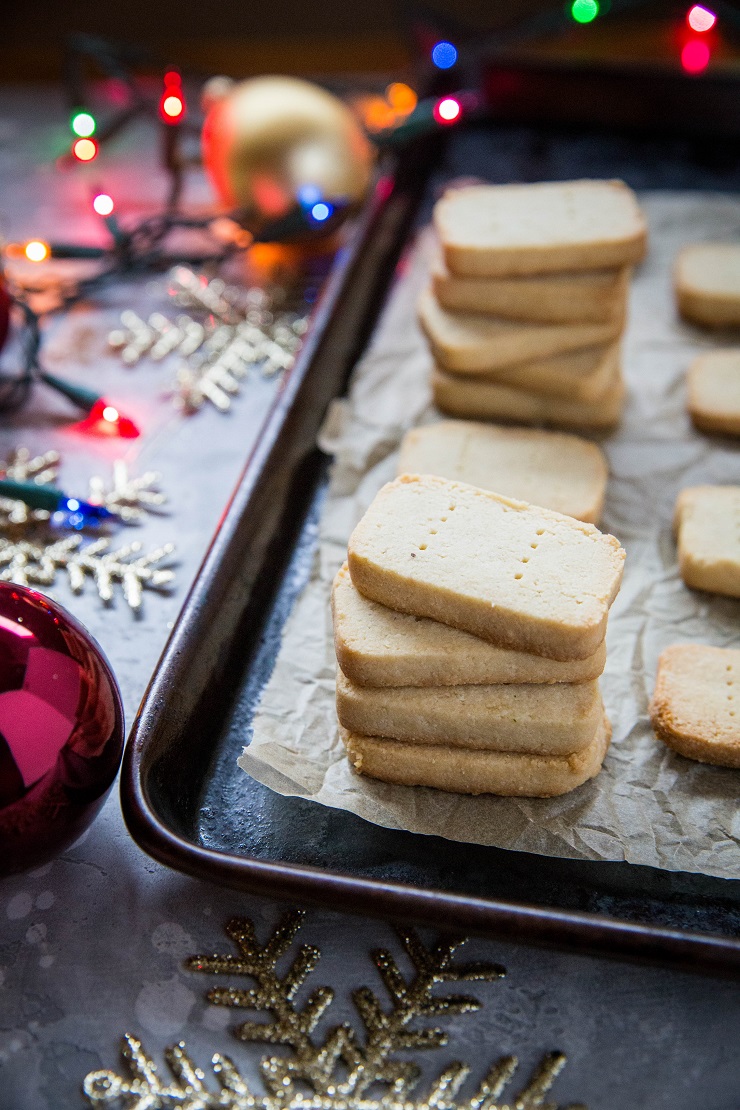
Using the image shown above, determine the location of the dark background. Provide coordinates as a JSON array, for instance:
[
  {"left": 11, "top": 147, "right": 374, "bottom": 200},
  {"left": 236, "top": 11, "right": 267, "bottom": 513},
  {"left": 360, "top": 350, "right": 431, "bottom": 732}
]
[
  {"left": 1, "top": 2, "right": 532, "bottom": 79},
  {"left": 0, "top": 1, "right": 649, "bottom": 79}
]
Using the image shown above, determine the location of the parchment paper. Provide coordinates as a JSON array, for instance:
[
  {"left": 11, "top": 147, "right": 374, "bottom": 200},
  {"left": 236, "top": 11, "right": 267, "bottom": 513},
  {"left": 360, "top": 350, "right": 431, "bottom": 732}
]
[{"left": 238, "top": 192, "right": 740, "bottom": 880}]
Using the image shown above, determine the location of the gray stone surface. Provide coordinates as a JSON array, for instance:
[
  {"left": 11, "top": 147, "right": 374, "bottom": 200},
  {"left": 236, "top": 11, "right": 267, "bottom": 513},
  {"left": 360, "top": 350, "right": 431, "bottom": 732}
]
[{"left": 0, "top": 86, "right": 738, "bottom": 1110}]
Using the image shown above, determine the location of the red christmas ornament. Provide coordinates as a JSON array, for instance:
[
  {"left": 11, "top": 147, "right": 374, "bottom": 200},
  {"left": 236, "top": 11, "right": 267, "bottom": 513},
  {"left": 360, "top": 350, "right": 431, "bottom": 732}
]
[{"left": 0, "top": 582, "right": 124, "bottom": 874}]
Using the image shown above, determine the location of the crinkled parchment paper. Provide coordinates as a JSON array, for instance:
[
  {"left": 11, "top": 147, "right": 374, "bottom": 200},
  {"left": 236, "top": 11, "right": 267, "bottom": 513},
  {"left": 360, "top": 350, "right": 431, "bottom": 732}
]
[{"left": 238, "top": 193, "right": 740, "bottom": 879}]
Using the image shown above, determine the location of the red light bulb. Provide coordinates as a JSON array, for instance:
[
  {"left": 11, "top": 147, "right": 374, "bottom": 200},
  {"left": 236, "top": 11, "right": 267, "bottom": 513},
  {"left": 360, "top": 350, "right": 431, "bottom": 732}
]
[
  {"left": 160, "top": 70, "right": 185, "bottom": 123},
  {"left": 75, "top": 399, "right": 140, "bottom": 439},
  {"left": 682, "top": 38, "right": 711, "bottom": 73},
  {"left": 433, "top": 97, "right": 462, "bottom": 125},
  {"left": 160, "top": 92, "right": 185, "bottom": 123}
]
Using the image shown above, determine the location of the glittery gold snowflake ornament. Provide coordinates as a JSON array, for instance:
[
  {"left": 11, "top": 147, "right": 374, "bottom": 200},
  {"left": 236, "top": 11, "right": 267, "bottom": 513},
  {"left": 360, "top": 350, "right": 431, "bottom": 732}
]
[{"left": 83, "top": 911, "right": 586, "bottom": 1110}]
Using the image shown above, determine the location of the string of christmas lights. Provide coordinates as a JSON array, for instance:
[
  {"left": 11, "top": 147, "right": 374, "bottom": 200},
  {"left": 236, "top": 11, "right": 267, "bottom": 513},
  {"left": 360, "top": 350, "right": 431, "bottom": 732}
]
[
  {"left": 0, "top": 203, "right": 240, "bottom": 429},
  {"left": 4, "top": 4, "right": 731, "bottom": 429},
  {"left": 1, "top": 190, "right": 352, "bottom": 428},
  {"left": 0, "top": 44, "right": 471, "bottom": 428},
  {"left": 422, "top": 0, "right": 729, "bottom": 76}
]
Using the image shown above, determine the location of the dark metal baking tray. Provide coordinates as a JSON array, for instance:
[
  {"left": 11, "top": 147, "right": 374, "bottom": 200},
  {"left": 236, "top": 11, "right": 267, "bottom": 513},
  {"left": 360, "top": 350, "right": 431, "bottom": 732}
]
[{"left": 123, "top": 118, "right": 740, "bottom": 979}]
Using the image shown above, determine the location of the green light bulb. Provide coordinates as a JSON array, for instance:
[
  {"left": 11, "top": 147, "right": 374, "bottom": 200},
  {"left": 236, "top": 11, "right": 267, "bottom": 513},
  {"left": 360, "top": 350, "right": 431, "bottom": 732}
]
[
  {"left": 571, "top": 0, "right": 599, "bottom": 22},
  {"left": 71, "top": 111, "right": 96, "bottom": 138}
]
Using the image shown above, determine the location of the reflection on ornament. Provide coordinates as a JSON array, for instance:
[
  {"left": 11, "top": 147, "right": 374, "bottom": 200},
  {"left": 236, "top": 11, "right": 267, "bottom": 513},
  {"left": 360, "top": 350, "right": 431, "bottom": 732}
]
[
  {"left": 0, "top": 582, "right": 124, "bottom": 874},
  {"left": 201, "top": 76, "right": 374, "bottom": 230}
]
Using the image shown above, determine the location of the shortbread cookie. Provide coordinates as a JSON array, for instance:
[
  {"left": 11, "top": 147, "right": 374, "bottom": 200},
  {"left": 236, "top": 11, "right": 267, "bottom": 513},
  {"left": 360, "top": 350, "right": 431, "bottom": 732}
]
[
  {"left": 341, "top": 712, "right": 612, "bottom": 797},
  {"left": 687, "top": 350, "right": 740, "bottom": 435},
  {"left": 347, "top": 475, "right": 625, "bottom": 660},
  {"left": 418, "top": 288, "right": 623, "bottom": 373},
  {"left": 432, "top": 252, "right": 630, "bottom": 323},
  {"left": 435, "top": 180, "right": 647, "bottom": 277},
  {"left": 398, "top": 421, "right": 608, "bottom": 523},
  {"left": 336, "top": 668, "right": 603, "bottom": 755},
  {"left": 483, "top": 343, "right": 620, "bottom": 403},
  {"left": 674, "top": 486, "right": 740, "bottom": 598},
  {"left": 432, "top": 365, "right": 624, "bottom": 430},
  {"left": 333, "top": 566, "right": 606, "bottom": 687},
  {"left": 675, "top": 244, "right": 740, "bottom": 327},
  {"left": 650, "top": 645, "right": 740, "bottom": 768}
]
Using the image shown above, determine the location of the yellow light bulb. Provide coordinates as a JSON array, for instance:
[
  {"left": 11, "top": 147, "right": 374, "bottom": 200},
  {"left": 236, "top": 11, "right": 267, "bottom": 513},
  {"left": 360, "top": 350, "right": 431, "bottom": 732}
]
[{"left": 24, "top": 240, "right": 50, "bottom": 262}]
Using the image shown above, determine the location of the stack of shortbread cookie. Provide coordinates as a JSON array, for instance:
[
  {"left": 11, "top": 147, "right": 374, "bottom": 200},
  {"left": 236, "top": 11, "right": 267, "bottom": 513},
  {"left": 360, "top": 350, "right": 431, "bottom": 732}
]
[
  {"left": 420, "top": 180, "right": 647, "bottom": 429},
  {"left": 332, "top": 473, "right": 625, "bottom": 797}
]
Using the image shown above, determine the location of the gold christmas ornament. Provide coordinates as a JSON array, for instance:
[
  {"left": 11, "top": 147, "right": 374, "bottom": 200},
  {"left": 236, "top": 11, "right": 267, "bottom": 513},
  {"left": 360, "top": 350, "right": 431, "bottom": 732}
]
[{"left": 201, "top": 76, "right": 374, "bottom": 226}]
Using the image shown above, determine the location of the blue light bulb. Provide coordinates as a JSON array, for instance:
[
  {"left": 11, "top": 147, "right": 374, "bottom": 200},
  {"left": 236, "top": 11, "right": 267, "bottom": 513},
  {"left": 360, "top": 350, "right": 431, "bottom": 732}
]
[
  {"left": 431, "top": 41, "right": 458, "bottom": 69},
  {"left": 52, "top": 496, "right": 115, "bottom": 530},
  {"left": 310, "top": 202, "right": 332, "bottom": 222}
]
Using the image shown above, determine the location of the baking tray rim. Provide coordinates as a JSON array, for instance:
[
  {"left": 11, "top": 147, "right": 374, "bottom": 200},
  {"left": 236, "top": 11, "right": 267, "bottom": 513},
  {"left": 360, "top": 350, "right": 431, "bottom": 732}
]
[
  {"left": 122, "top": 771, "right": 740, "bottom": 978},
  {"left": 121, "top": 122, "right": 740, "bottom": 979}
]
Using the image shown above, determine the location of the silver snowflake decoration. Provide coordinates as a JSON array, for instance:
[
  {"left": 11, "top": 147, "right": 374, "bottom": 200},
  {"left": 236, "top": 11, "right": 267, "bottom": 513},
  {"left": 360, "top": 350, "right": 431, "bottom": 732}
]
[
  {"left": 87, "top": 461, "right": 168, "bottom": 524},
  {"left": 108, "top": 310, "right": 208, "bottom": 366},
  {"left": 0, "top": 448, "right": 61, "bottom": 526},
  {"left": 109, "top": 266, "right": 310, "bottom": 414},
  {"left": 0, "top": 450, "right": 176, "bottom": 612},
  {"left": 0, "top": 534, "right": 175, "bottom": 613}
]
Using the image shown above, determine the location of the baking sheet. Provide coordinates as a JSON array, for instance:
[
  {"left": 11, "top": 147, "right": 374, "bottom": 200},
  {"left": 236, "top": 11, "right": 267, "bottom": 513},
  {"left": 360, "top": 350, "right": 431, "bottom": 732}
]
[{"left": 238, "top": 192, "right": 740, "bottom": 881}]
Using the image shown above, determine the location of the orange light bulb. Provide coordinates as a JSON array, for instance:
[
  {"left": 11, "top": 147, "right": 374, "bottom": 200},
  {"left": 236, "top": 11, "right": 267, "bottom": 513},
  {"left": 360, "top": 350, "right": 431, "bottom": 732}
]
[
  {"left": 24, "top": 240, "right": 50, "bottom": 263},
  {"left": 386, "top": 82, "right": 417, "bottom": 115}
]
